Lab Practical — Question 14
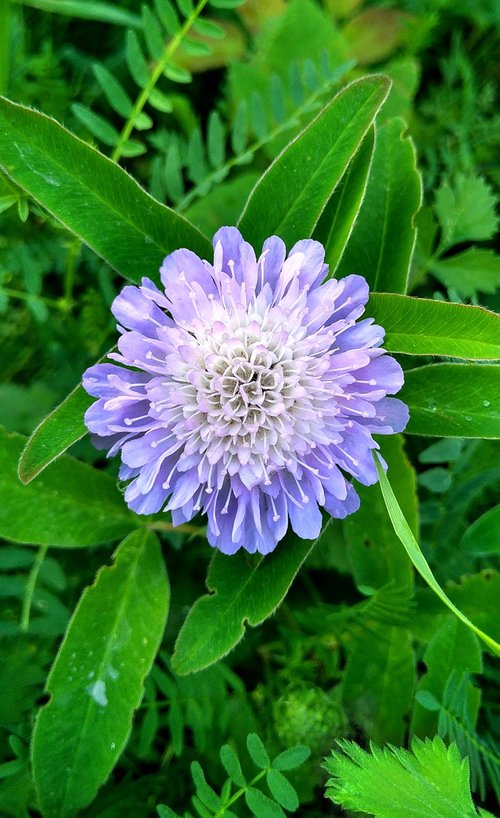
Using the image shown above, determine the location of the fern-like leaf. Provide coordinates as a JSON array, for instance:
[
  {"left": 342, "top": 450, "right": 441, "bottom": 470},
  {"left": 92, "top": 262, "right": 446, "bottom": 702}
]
[{"left": 324, "top": 736, "right": 487, "bottom": 818}]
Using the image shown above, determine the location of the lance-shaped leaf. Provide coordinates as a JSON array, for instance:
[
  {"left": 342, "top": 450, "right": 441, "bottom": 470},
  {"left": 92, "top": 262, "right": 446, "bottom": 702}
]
[
  {"left": 237, "top": 76, "right": 390, "bottom": 248},
  {"left": 336, "top": 117, "right": 422, "bottom": 293},
  {"left": 375, "top": 455, "right": 500, "bottom": 657},
  {"left": 0, "top": 97, "right": 211, "bottom": 283},
  {"left": 315, "top": 127, "right": 375, "bottom": 274},
  {"left": 401, "top": 364, "right": 500, "bottom": 438},
  {"left": 1, "top": 429, "right": 137, "bottom": 547},
  {"left": 32, "top": 529, "right": 169, "bottom": 818},
  {"left": 172, "top": 523, "right": 332, "bottom": 675},
  {"left": 18, "top": 384, "right": 92, "bottom": 484},
  {"left": 368, "top": 294, "right": 500, "bottom": 360}
]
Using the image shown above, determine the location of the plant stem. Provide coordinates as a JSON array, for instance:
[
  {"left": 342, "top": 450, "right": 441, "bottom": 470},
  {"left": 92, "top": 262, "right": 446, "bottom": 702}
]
[
  {"left": 213, "top": 769, "right": 267, "bottom": 818},
  {"left": 0, "top": 285, "right": 64, "bottom": 309},
  {"left": 20, "top": 544, "right": 48, "bottom": 632},
  {"left": 111, "top": 0, "right": 209, "bottom": 164}
]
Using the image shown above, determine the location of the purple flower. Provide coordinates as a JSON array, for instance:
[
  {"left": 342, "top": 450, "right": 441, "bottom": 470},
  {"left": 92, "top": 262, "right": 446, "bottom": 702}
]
[{"left": 83, "top": 227, "right": 408, "bottom": 555}]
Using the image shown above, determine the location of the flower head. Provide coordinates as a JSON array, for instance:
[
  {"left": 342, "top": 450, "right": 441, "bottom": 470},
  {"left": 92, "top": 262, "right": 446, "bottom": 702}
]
[{"left": 83, "top": 227, "right": 408, "bottom": 554}]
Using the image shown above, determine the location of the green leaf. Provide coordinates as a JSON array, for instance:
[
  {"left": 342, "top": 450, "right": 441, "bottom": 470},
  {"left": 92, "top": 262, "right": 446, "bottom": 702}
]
[
  {"left": 315, "top": 127, "right": 375, "bottom": 273},
  {"left": 71, "top": 104, "right": 120, "bottom": 146},
  {"left": 220, "top": 744, "right": 246, "bottom": 786},
  {"left": 374, "top": 455, "right": 500, "bottom": 657},
  {"left": 207, "top": 110, "right": 225, "bottom": 169},
  {"left": 336, "top": 117, "right": 422, "bottom": 293},
  {"left": 0, "top": 429, "right": 137, "bottom": 547},
  {"left": 164, "top": 63, "right": 192, "bottom": 83},
  {"left": 171, "top": 524, "right": 331, "bottom": 675},
  {"left": 324, "top": 736, "right": 479, "bottom": 818},
  {"left": 344, "top": 435, "right": 415, "bottom": 591},
  {"left": 435, "top": 174, "right": 498, "bottom": 249},
  {"left": 0, "top": 97, "right": 211, "bottom": 282},
  {"left": 126, "top": 29, "right": 150, "bottom": 87},
  {"left": 142, "top": 5, "right": 165, "bottom": 61},
  {"left": 247, "top": 734, "right": 270, "bottom": 769},
  {"left": 245, "top": 787, "right": 285, "bottom": 818},
  {"left": 430, "top": 249, "right": 500, "bottom": 299},
  {"left": 368, "top": 294, "right": 500, "bottom": 360},
  {"left": 460, "top": 506, "right": 500, "bottom": 556},
  {"left": 32, "top": 529, "right": 169, "bottom": 817},
  {"left": 192, "top": 18, "right": 225, "bottom": 38},
  {"left": 92, "top": 64, "right": 134, "bottom": 119},
  {"left": 0, "top": 193, "right": 17, "bottom": 213},
  {"left": 190, "top": 761, "right": 221, "bottom": 811},
  {"left": 412, "top": 620, "right": 482, "bottom": 738},
  {"left": 16, "top": 0, "right": 141, "bottom": 27},
  {"left": 154, "top": 0, "right": 180, "bottom": 35},
  {"left": 266, "top": 769, "right": 299, "bottom": 811},
  {"left": 272, "top": 745, "right": 311, "bottom": 771},
  {"left": 237, "top": 76, "right": 390, "bottom": 248},
  {"left": 18, "top": 383, "right": 91, "bottom": 483},
  {"left": 401, "top": 364, "right": 500, "bottom": 438},
  {"left": 343, "top": 623, "right": 415, "bottom": 744}
]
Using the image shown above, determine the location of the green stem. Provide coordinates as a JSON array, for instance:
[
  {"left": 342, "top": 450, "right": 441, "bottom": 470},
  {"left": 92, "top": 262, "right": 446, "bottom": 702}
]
[
  {"left": 111, "top": 0, "right": 209, "bottom": 164},
  {"left": 176, "top": 73, "right": 339, "bottom": 212},
  {"left": 20, "top": 544, "right": 48, "bottom": 632},
  {"left": 0, "top": 285, "right": 64, "bottom": 308},
  {"left": 213, "top": 769, "right": 267, "bottom": 818},
  {"left": 0, "top": 0, "right": 11, "bottom": 95}
]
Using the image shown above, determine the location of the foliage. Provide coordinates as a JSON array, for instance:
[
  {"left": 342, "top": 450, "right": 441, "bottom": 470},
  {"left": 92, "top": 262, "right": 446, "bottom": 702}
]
[{"left": 0, "top": 0, "right": 499, "bottom": 817}]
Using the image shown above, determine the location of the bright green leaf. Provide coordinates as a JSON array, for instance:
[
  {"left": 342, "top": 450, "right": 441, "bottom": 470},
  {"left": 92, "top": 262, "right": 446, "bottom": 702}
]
[
  {"left": 0, "top": 97, "right": 211, "bottom": 282},
  {"left": 368, "top": 294, "right": 500, "bottom": 360},
  {"left": 32, "top": 529, "right": 169, "bottom": 817},
  {"left": 171, "top": 524, "right": 332, "bottom": 674},
  {"left": 401, "top": 364, "right": 500, "bottom": 438},
  {"left": 18, "top": 383, "right": 91, "bottom": 483},
  {"left": 375, "top": 455, "right": 500, "bottom": 657},
  {"left": 15, "top": 0, "right": 141, "bottom": 27},
  {"left": 237, "top": 76, "right": 390, "bottom": 248},
  {"left": 324, "top": 736, "right": 479, "bottom": 818},
  {"left": 336, "top": 117, "right": 422, "bottom": 293},
  {"left": 0, "top": 429, "right": 137, "bottom": 547},
  {"left": 126, "top": 29, "right": 150, "bottom": 87},
  {"left": 315, "top": 127, "right": 375, "bottom": 273},
  {"left": 71, "top": 104, "right": 120, "bottom": 146},
  {"left": 92, "top": 64, "right": 133, "bottom": 119}
]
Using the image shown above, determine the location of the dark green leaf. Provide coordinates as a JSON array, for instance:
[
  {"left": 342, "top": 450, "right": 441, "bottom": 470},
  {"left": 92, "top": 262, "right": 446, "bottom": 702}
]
[
  {"left": 172, "top": 525, "right": 330, "bottom": 674},
  {"left": 18, "top": 382, "right": 91, "bottom": 483},
  {"left": 126, "top": 30, "right": 150, "bottom": 87},
  {"left": 0, "top": 97, "right": 211, "bottom": 282},
  {"left": 430, "top": 249, "right": 500, "bottom": 299},
  {"left": 92, "top": 64, "right": 133, "bottom": 119},
  {"left": 368, "top": 294, "right": 500, "bottom": 360},
  {"left": 190, "top": 762, "right": 221, "bottom": 811},
  {"left": 231, "top": 100, "right": 248, "bottom": 154},
  {"left": 272, "top": 745, "right": 311, "bottom": 771},
  {"left": 238, "top": 76, "right": 390, "bottom": 249},
  {"left": 220, "top": 744, "right": 246, "bottom": 786},
  {"left": 245, "top": 787, "right": 285, "bottom": 818},
  {"left": 247, "top": 733, "right": 270, "bottom": 769},
  {"left": 266, "top": 769, "right": 299, "bottom": 811},
  {"left": 402, "top": 364, "right": 500, "bottom": 438},
  {"left": 71, "top": 104, "right": 119, "bottom": 146},
  {"left": 32, "top": 529, "right": 169, "bottom": 817},
  {"left": 460, "top": 506, "right": 500, "bottom": 556},
  {"left": 1, "top": 429, "right": 137, "bottom": 547},
  {"left": 336, "top": 117, "right": 422, "bottom": 293},
  {"left": 207, "top": 110, "right": 225, "bottom": 168}
]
